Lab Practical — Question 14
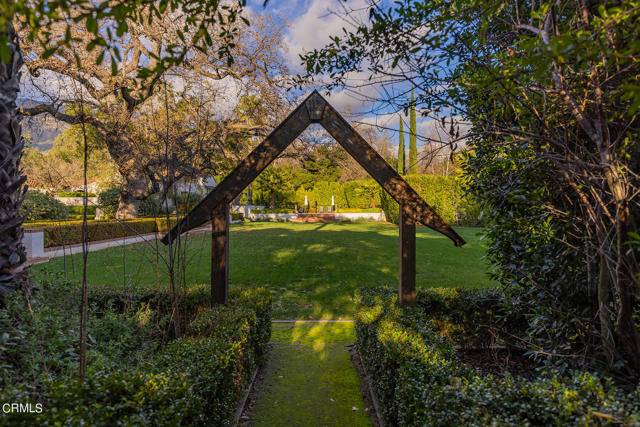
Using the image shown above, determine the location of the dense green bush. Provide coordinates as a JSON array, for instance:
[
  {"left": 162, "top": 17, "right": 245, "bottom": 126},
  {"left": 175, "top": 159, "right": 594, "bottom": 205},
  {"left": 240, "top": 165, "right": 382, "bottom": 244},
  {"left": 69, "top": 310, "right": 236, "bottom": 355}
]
[
  {"left": 0, "top": 283, "right": 272, "bottom": 426},
  {"left": 97, "top": 187, "right": 120, "bottom": 218},
  {"left": 174, "top": 192, "right": 203, "bottom": 212},
  {"left": 138, "top": 196, "right": 162, "bottom": 217},
  {"left": 355, "top": 287, "right": 640, "bottom": 426},
  {"left": 20, "top": 191, "right": 69, "bottom": 221}
]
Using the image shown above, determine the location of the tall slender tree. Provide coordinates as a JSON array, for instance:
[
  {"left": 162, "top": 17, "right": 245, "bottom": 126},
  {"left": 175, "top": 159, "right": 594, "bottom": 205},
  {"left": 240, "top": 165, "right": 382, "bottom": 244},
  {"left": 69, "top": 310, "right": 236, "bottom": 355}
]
[
  {"left": 409, "top": 89, "right": 418, "bottom": 174},
  {"left": 397, "top": 117, "right": 405, "bottom": 174}
]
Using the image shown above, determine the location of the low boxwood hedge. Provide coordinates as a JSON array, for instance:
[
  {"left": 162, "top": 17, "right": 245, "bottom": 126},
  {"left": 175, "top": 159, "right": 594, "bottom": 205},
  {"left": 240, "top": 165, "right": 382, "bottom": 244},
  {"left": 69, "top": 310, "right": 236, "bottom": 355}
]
[
  {"left": 355, "top": 287, "right": 640, "bottom": 426},
  {"left": 1, "top": 286, "right": 272, "bottom": 426},
  {"left": 23, "top": 218, "right": 181, "bottom": 247}
]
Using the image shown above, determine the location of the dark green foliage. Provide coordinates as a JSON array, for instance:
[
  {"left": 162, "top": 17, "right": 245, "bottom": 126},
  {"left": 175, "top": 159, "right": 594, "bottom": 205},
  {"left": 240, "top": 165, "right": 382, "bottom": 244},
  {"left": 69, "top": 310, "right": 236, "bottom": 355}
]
[
  {"left": 174, "top": 192, "right": 203, "bottom": 212},
  {"left": 354, "top": 287, "right": 640, "bottom": 426},
  {"left": 20, "top": 191, "right": 69, "bottom": 221},
  {"left": 0, "top": 282, "right": 272, "bottom": 426},
  {"left": 138, "top": 196, "right": 162, "bottom": 217},
  {"left": 97, "top": 187, "right": 120, "bottom": 218},
  {"left": 462, "top": 142, "right": 598, "bottom": 370}
]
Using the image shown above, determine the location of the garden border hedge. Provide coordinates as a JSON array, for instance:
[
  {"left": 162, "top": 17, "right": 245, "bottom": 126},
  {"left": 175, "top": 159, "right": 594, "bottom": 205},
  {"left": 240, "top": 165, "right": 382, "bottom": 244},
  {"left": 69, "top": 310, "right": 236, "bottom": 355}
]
[
  {"left": 354, "top": 287, "right": 639, "bottom": 426},
  {"left": 0, "top": 286, "right": 272, "bottom": 426}
]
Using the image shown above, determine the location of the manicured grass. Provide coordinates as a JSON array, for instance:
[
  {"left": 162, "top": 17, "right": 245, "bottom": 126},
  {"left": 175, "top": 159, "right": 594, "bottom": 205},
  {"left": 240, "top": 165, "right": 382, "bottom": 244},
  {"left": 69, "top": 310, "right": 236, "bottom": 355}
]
[
  {"left": 33, "top": 222, "right": 494, "bottom": 319},
  {"left": 244, "top": 322, "right": 371, "bottom": 427}
]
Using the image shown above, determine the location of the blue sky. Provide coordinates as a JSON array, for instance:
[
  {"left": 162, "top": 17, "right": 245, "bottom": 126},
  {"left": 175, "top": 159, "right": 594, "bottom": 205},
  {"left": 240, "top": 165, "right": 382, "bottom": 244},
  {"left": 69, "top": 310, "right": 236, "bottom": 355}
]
[{"left": 245, "top": 0, "right": 450, "bottom": 148}]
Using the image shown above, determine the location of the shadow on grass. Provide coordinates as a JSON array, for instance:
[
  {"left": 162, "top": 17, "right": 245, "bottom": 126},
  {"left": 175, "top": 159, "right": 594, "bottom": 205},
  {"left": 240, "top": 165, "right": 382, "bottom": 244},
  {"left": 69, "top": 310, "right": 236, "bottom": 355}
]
[{"left": 33, "top": 222, "right": 493, "bottom": 319}]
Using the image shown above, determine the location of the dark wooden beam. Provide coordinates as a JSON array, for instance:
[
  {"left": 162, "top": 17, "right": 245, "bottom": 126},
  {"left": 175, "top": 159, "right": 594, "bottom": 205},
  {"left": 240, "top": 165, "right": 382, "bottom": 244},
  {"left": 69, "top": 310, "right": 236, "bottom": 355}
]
[
  {"left": 211, "top": 203, "right": 229, "bottom": 305},
  {"left": 163, "top": 90, "right": 465, "bottom": 248},
  {"left": 319, "top": 102, "right": 465, "bottom": 247},
  {"left": 161, "top": 92, "right": 317, "bottom": 245},
  {"left": 399, "top": 204, "right": 416, "bottom": 306}
]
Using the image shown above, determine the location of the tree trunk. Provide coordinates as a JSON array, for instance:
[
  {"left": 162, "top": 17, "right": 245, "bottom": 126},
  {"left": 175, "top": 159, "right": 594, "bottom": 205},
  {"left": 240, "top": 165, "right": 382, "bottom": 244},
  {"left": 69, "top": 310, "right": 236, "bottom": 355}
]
[
  {"left": 613, "top": 201, "right": 640, "bottom": 370},
  {"left": 116, "top": 173, "right": 151, "bottom": 219},
  {"left": 0, "top": 22, "right": 27, "bottom": 300},
  {"left": 269, "top": 188, "right": 275, "bottom": 210}
]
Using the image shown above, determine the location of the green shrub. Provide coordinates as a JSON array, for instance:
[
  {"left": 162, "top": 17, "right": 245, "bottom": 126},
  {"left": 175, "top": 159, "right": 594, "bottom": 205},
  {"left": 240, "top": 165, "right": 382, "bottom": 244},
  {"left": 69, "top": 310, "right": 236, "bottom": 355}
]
[
  {"left": 0, "top": 283, "right": 272, "bottom": 426},
  {"left": 174, "top": 192, "right": 203, "bottom": 212},
  {"left": 68, "top": 205, "right": 96, "bottom": 215},
  {"left": 56, "top": 191, "right": 97, "bottom": 197},
  {"left": 97, "top": 187, "right": 120, "bottom": 218},
  {"left": 354, "top": 287, "right": 640, "bottom": 426},
  {"left": 138, "top": 196, "right": 162, "bottom": 217},
  {"left": 20, "top": 191, "right": 69, "bottom": 221},
  {"left": 231, "top": 212, "right": 244, "bottom": 221}
]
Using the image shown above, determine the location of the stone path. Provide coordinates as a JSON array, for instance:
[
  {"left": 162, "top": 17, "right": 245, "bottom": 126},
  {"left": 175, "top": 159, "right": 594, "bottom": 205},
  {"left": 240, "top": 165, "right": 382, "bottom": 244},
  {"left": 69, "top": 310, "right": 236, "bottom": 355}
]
[{"left": 240, "top": 322, "right": 374, "bottom": 427}]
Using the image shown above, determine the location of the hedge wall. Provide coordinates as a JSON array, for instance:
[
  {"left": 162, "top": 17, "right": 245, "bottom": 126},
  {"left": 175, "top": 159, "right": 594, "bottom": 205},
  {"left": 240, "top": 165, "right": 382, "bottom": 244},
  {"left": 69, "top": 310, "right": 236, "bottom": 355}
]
[
  {"left": 24, "top": 218, "right": 180, "bottom": 247},
  {"left": 1, "top": 286, "right": 272, "bottom": 426},
  {"left": 379, "top": 174, "right": 481, "bottom": 225},
  {"left": 355, "top": 288, "right": 640, "bottom": 426},
  {"left": 252, "top": 175, "right": 481, "bottom": 226}
]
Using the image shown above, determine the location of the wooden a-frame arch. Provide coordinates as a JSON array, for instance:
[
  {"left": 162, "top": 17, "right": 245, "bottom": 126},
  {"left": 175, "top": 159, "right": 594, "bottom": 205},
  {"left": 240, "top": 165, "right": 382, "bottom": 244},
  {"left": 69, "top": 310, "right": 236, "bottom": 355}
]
[{"left": 162, "top": 91, "right": 465, "bottom": 306}]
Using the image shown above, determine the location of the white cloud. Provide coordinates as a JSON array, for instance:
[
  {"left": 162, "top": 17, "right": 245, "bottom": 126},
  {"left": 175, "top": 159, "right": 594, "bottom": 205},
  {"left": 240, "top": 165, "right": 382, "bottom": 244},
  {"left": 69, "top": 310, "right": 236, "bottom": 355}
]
[{"left": 284, "top": 0, "right": 368, "bottom": 69}]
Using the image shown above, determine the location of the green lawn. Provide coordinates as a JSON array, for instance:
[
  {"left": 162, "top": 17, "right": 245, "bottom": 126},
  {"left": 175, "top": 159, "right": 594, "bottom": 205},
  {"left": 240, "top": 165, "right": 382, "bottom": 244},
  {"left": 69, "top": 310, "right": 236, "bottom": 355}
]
[
  {"left": 33, "top": 222, "right": 494, "bottom": 319},
  {"left": 244, "top": 323, "right": 371, "bottom": 426}
]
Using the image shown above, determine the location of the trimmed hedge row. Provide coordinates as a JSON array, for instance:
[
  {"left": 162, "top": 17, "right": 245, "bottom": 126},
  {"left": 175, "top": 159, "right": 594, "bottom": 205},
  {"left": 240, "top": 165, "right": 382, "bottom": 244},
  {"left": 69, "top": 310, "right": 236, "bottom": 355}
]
[
  {"left": 23, "top": 218, "right": 181, "bottom": 247},
  {"left": 1, "top": 287, "right": 272, "bottom": 426},
  {"left": 355, "top": 288, "right": 640, "bottom": 426}
]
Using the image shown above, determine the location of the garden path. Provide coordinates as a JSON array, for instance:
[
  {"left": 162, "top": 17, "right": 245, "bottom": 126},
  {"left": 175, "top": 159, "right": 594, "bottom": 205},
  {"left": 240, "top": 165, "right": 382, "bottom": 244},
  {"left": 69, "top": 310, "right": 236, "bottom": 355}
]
[{"left": 240, "top": 322, "right": 374, "bottom": 426}]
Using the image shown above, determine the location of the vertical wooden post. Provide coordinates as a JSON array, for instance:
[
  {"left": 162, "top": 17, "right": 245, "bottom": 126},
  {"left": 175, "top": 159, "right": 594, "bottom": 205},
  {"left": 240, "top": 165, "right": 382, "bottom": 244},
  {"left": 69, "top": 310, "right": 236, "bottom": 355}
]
[
  {"left": 211, "top": 203, "right": 229, "bottom": 306},
  {"left": 399, "top": 203, "right": 416, "bottom": 306}
]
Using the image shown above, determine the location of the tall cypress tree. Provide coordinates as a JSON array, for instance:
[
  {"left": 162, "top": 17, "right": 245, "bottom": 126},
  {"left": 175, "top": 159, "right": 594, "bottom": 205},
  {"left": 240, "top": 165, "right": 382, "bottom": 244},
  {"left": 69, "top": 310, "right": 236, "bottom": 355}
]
[
  {"left": 409, "top": 89, "right": 418, "bottom": 174},
  {"left": 397, "top": 117, "right": 405, "bottom": 174}
]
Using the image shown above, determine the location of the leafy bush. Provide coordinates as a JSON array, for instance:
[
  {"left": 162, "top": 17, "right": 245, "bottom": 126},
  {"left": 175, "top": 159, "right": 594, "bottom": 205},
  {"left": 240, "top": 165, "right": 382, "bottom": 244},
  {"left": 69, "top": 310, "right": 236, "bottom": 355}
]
[
  {"left": 354, "top": 288, "right": 640, "bottom": 426},
  {"left": 68, "top": 205, "right": 96, "bottom": 215},
  {"left": 138, "top": 196, "right": 162, "bottom": 217},
  {"left": 97, "top": 187, "right": 120, "bottom": 218},
  {"left": 98, "top": 188, "right": 163, "bottom": 217},
  {"left": 0, "top": 283, "right": 272, "bottom": 426},
  {"left": 20, "top": 191, "right": 69, "bottom": 221},
  {"left": 56, "top": 191, "right": 96, "bottom": 197},
  {"left": 174, "top": 192, "right": 203, "bottom": 212}
]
